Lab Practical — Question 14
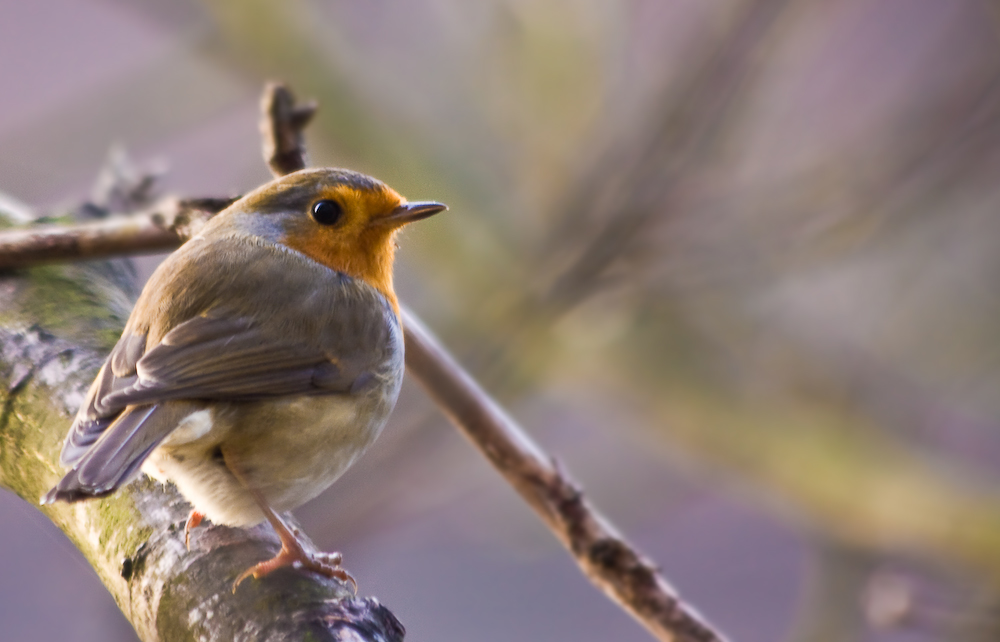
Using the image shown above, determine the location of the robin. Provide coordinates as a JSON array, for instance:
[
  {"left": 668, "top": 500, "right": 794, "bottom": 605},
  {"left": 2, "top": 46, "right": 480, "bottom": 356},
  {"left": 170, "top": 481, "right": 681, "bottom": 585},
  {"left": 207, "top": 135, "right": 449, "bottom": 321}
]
[{"left": 41, "top": 167, "right": 446, "bottom": 590}]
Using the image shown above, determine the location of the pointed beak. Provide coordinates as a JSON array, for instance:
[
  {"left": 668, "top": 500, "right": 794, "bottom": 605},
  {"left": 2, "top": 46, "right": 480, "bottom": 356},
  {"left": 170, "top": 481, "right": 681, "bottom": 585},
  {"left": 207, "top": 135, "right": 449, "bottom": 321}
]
[{"left": 378, "top": 201, "right": 447, "bottom": 227}]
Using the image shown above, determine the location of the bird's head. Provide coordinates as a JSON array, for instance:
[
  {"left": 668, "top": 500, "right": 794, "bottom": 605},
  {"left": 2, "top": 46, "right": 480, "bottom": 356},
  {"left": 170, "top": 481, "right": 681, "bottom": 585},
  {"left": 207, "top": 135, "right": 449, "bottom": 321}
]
[{"left": 219, "top": 168, "right": 446, "bottom": 312}]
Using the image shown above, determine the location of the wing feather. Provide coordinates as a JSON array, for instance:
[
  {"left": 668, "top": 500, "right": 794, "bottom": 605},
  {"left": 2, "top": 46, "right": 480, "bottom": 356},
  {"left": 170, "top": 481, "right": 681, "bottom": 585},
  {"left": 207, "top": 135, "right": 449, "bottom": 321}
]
[{"left": 44, "top": 404, "right": 177, "bottom": 503}]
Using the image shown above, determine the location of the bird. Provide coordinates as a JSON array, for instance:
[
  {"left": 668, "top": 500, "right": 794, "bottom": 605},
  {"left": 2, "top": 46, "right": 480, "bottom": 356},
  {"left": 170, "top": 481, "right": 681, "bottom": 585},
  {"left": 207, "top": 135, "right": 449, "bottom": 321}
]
[{"left": 41, "top": 167, "right": 446, "bottom": 590}]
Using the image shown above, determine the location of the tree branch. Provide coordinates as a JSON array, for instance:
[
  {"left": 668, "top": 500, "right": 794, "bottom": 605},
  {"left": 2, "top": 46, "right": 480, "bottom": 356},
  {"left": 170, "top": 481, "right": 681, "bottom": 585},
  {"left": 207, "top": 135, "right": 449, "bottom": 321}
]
[
  {"left": 0, "top": 197, "right": 234, "bottom": 270},
  {"left": 401, "top": 311, "right": 724, "bottom": 642},
  {"left": 0, "top": 83, "right": 730, "bottom": 642}
]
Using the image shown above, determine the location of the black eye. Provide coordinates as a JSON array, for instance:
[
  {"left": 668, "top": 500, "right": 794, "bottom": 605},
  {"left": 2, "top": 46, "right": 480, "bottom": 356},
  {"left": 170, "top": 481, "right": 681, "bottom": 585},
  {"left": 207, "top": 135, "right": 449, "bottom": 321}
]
[{"left": 311, "top": 200, "right": 343, "bottom": 226}]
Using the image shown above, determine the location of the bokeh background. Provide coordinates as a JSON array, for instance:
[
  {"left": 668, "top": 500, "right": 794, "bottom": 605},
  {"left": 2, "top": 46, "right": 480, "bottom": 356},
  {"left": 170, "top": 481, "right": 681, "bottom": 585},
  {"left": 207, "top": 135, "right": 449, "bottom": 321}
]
[{"left": 2, "top": 1, "right": 1000, "bottom": 640}]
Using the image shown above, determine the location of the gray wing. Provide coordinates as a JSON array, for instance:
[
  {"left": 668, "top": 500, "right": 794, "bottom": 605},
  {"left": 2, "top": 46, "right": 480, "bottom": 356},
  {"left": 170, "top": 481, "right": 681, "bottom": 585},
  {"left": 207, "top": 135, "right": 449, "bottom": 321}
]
[
  {"left": 104, "top": 313, "right": 377, "bottom": 408},
  {"left": 45, "top": 299, "right": 400, "bottom": 504}
]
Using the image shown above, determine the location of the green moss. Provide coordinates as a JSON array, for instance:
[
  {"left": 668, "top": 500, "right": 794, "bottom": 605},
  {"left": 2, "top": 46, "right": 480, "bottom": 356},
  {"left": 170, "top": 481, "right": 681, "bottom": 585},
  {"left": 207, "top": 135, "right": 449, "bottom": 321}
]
[
  {"left": 154, "top": 587, "right": 197, "bottom": 642},
  {"left": 0, "top": 343, "right": 150, "bottom": 569},
  {"left": 0, "top": 384, "right": 57, "bottom": 501},
  {"left": 13, "top": 265, "right": 126, "bottom": 352},
  {"left": 96, "top": 491, "right": 154, "bottom": 558}
]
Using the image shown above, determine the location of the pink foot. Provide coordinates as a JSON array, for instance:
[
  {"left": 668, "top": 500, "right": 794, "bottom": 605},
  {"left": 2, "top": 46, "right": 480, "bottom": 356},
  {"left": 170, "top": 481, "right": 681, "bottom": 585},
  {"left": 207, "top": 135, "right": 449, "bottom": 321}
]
[
  {"left": 232, "top": 539, "right": 355, "bottom": 593},
  {"left": 184, "top": 510, "right": 205, "bottom": 550}
]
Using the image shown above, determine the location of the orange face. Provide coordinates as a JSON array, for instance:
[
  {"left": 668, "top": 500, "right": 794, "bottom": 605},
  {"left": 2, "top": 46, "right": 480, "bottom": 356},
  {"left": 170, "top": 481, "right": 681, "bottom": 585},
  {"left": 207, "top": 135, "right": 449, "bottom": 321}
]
[
  {"left": 228, "top": 168, "right": 444, "bottom": 315},
  {"left": 282, "top": 182, "right": 406, "bottom": 311}
]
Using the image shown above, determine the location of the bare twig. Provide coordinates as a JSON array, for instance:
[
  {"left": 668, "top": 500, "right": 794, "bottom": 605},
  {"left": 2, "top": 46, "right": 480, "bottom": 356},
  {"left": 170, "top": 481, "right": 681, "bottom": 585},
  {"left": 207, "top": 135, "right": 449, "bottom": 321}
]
[
  {"left": 0, "top": 83, "right": 731, "bottom": 642},
  {"left": 401, "top": 310, "right": 725, "bottom": 642},
  {"left": 0, "top": 197, "right": 235, "bottom": 270},
  {"left": 260, "top": 81, "right": 317, "bottom": 176}
]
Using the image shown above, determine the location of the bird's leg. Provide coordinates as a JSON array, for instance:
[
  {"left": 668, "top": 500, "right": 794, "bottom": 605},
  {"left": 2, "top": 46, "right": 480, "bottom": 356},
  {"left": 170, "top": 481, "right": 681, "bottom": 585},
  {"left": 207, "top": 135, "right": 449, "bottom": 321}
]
[
  {"left": 224, "top": 458, "right": 356, "bottom": 593},
  {"left": 184, "top": 510, "right": 205, "bottom": 550},
  {"left": 231, "top": 499, "right": 355, "bottom": 593}
]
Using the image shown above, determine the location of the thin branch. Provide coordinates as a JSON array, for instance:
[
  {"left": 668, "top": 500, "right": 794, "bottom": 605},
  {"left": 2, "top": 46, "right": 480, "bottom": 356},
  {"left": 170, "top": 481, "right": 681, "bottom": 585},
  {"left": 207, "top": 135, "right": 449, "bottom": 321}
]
[
  {"left": 260, "top": 81, "right": 317, "bottom": 176},
  {"left": 402, "top": 311, "right": 725, "bottom": 642},
  {"left": 0, "top": 197, "right": 235, "bottom": 270},
  {"left": 0, "top": 83, "right": 731, "bottom": 642}
]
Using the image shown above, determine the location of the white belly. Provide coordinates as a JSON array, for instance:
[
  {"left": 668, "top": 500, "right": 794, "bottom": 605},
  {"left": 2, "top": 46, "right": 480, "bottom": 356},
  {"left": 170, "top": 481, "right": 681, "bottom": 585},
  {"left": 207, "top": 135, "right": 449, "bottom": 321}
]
[{"left": 141, "top": 393, "right": 390, "bottom": 526}]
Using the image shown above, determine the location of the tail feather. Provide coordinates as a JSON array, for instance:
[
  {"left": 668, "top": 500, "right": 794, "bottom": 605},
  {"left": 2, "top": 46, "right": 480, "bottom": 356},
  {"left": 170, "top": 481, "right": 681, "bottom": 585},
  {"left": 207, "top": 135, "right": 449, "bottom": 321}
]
[{"left": 42, "top": 404, "right": 179, "bottom": 504}]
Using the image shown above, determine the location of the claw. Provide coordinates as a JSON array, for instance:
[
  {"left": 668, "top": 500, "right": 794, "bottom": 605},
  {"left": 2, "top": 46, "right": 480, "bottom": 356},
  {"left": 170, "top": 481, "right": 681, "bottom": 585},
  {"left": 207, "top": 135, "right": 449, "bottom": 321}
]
[
  {"left": 232, "top": 541, "right": 356, "bottom": 593},
  {"left": 184, "top": 510, "right": 205, "bottom": 550}
]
